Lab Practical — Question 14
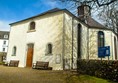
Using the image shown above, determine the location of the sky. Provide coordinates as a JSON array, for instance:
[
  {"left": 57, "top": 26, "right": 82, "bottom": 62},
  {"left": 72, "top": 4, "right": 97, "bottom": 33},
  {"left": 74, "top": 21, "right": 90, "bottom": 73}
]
[
  {"left": 0, "top": 0, "right": 65, "bottom": 31},
  {"left": 0, "top": 0, "right": 100, "bottom": 31}
]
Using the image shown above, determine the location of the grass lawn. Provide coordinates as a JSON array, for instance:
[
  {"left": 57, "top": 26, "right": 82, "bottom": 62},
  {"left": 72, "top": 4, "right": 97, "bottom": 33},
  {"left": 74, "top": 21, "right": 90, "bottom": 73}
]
[
  {"left": 0, "top": 66, "right": 115, "bottom": 83},
  {"left": 67, "top": 74, "right": 115, "bottom": 83}
]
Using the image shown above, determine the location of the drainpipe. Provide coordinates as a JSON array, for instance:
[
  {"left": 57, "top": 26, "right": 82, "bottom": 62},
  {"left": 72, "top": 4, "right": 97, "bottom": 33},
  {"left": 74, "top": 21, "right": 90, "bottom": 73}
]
[
  {"left": 111, "top": 32, "right": 113, "bottom": 60},
  {"left": 71, "top": 17, "right": 74, "bottom": 69},
  {"left": 87, "top": 28, "right": 89, "bottom": 60},
  {"left": 62, "top": 12, "right": 65, "bottom": 70}
]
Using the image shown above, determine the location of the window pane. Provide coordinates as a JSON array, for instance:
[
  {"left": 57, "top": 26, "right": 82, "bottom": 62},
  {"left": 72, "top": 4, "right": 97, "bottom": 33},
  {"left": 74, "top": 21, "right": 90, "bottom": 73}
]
[
  {"left": 30, "top": 22, "right": 35, "bottom": 30},
  {"left": 3, "top": 41, "right": 6, "bottom": 44},
  {"left": 4, "top": 35, "right": 8, "bottom": 38},
  {"left": 98, "top": 31, "right": 104, "bottom": 47},
  {"left": 46, "top": 43, "right": 52, "bottom": 54},
  {"left": 3, "top": 48, "right": 5, "bottom": 51},
  {"left": 12, "top": 46, "right": 17, "bottom": 56}
]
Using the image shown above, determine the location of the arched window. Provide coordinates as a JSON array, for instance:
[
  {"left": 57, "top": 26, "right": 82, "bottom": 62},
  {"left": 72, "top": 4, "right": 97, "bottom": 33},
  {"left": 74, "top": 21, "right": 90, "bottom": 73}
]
[
  {"left": 46, "top": 43, "right": 52, "bottom": 54},
  {"left": 12, "top": 46, "right": 17, "bottom": 56},
  {"left": 29, "top": 21, "right": 35, "bottom": 30},
  {"left": 77, "top": 24, "right": 82, "bottom": 59},
  {"left": 98, "top": 31, "right": 104, "bottom": 47}
]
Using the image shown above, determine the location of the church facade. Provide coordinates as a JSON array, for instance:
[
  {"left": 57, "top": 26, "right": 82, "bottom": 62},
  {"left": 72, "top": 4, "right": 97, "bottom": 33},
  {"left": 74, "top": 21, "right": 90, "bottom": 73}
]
[{"left": 6, "top": 5, "right": 118, "bottom": 70}]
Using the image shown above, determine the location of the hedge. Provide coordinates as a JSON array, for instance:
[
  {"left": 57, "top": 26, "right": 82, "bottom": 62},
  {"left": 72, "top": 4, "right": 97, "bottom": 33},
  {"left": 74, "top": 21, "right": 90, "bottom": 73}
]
[{"left": 77, "top": 59, "right": 118, "bottom": 82}]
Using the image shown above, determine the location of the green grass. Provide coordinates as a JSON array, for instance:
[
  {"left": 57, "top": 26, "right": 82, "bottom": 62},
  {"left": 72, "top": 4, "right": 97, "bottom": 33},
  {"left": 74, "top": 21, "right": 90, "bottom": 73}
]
[
  {"left": 67, "top": 74, "right": 115, "bottom": 83},
  {"left": 0, "top": 62, "right": 5, "bottom": 65}
]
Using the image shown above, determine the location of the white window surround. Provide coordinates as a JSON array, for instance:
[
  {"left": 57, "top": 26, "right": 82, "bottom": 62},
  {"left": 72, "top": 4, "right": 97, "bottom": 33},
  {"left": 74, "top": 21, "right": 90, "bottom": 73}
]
[{"left": 4, "top": 35, "right": 8, "bottom": 38}]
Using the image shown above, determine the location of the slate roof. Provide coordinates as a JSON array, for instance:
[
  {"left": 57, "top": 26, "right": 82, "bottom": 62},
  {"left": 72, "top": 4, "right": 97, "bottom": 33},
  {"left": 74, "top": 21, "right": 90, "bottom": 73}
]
[
  {"left": 10, "top": 8, "right": 108, "bottom": 30},
  {"left": 0, "top": 31, "right": 9, "bottom": 40},
  {"left": 86, "top": 16, "right": 106, "bottom": 29}
]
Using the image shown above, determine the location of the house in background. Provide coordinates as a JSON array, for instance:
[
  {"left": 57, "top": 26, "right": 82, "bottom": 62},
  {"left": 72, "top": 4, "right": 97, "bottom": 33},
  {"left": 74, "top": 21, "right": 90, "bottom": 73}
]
[
  {"left": 0, "top": 31, "right": 9, "bottom": 62},
  {"left": 6, "top": 4, "right": 118, "bottom": 70}
]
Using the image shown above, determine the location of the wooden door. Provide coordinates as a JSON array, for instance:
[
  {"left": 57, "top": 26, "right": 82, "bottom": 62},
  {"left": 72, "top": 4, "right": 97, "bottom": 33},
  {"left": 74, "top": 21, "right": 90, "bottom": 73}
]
[{"left": 26, "top": 44, "right": 34, "bottom": 67}]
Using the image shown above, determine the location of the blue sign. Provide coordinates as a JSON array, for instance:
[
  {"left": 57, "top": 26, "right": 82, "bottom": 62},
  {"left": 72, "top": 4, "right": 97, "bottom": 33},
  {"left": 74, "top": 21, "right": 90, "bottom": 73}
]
[
  {"left": 105, "top": 46, "right": 110, "bottom": 56},
  {"left": 98, "top": 46, "right": 110, "bottom": 58},
  {"left": 98, "top": 47, "right": 106, "bottom": 58}
]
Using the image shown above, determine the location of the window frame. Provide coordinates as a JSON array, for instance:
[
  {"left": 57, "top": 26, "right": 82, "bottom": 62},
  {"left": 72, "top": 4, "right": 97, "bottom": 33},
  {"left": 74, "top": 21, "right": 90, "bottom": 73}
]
[
  {"left": 3, "top": 41, "right": 6, "bottom": 45},
  {"left": 12, "top": 46, "right": 17, "bottom": 56},
  {"left": 4, "top": 35, "right": 8, "bottom": 39},
  {"left": 98, "top": 31, "right": 105, "bottom": 47},
  {"left": 45, "top": 43, "right": 53, "bottom": 55},
  {"left": 29, "top": 21, "right": 36, "bottom": 30},
  {"left": 3, "top": 48, "right": 5, "bottom": 52}
]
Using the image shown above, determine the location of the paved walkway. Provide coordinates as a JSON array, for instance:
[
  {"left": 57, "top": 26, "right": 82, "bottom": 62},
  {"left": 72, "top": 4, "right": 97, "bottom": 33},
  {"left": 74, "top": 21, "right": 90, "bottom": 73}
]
[{"left": 0, "top": 66, "right": 68, "bottom": 83}]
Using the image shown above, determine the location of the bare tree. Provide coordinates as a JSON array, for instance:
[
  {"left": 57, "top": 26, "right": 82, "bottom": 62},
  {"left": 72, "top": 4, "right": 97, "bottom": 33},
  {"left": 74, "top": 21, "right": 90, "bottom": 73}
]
[
  {"left": 57, "top": 0, "right": 118, "bottom": 11},
  {"left": 57, "top": 0, "right": 118, "bottom": 33},
  {"left": 99, "top": 2, "right": 118, "bottom": 34},
  {"left": 58, "top": 0, "right": 118, "bottom": 7}
]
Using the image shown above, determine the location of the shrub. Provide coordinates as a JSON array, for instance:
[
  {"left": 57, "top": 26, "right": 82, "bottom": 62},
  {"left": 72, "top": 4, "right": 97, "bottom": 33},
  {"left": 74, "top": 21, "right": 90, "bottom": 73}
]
[
  {"left": 77, "top": 59, "right": 118, "bottom": 82},
  {"left": 0, "top": 62, "right": 5, "bottom": 65}
]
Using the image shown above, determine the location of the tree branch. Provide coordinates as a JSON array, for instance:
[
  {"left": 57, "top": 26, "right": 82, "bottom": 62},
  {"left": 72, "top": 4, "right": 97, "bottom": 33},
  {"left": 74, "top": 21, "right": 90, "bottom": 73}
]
[{"left": 96, "top": 0, "right": 118, "bottom": 7}]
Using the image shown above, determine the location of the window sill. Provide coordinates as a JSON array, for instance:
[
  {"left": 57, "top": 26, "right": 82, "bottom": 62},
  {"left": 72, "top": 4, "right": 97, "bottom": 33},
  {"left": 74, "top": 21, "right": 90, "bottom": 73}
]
[
  {"left": 27, "top": 30, "right": 36, "bottom": 33},
  {"left": 11, "top": 55, "right": 16, "bottom": 56},
  {"left": 45, "top": 53, "right": 53, "bottom": 56}
]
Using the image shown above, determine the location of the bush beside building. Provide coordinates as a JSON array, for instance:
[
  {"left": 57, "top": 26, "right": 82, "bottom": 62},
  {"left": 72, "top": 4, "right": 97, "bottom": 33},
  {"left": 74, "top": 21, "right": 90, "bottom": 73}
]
[{"left": 77, "top": 59, "right": 118, "bottom": 82}]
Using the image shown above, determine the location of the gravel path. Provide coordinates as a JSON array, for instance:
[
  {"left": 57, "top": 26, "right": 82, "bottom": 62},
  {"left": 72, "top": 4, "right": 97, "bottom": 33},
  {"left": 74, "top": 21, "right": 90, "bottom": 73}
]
[{"left": 0, "top": 66, "right": 67, "bottom": 83}]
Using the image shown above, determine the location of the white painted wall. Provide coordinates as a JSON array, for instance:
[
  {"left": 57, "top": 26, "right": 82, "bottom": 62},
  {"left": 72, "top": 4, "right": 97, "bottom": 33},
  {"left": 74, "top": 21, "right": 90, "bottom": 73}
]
[
  {"left": 7, "top": 11, "right": 64, "bottom": 70},
  {"left": 63, "top": 12, "right": 118, "bottom": 70},
  {"left": 64, "top": 13, "right": 73, "bottom": 69},
  {"left": 88, "top": 29, "right": 118, "bottom": 60},
  {"left": 63, "top": 12, "right": 88, "bottom": 69}
]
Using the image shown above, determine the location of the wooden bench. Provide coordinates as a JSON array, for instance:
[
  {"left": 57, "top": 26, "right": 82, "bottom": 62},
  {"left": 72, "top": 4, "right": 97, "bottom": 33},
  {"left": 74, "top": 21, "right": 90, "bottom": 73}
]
[
  {"left": 32, "top": 61, "right": 52, "bottom": 70},
  {"left": 8, "top": 60, "right": 19, "bottom": 67}
]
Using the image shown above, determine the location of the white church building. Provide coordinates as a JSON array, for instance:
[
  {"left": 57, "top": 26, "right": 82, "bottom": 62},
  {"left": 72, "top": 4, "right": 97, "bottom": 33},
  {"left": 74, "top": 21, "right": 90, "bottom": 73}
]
[{"left": 6, "top": 5, "right": 118, "bottom": 70}]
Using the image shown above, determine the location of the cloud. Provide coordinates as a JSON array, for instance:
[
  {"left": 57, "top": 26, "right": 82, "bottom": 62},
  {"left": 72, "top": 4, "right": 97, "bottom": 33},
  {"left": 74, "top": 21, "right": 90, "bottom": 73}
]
[
  {"left": 33, "top": 0, "right": 63, "bottom": 9},
  {"left": 46, "top": 1, "right": 59, "bottom": 8},
  {"left": 0, "top": 20, "right": 11, "bottom": 31}
]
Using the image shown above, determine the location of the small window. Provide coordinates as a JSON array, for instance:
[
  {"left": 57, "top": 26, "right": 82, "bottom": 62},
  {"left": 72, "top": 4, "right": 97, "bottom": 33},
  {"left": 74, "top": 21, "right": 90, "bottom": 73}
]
[
  {"left": 29, "top": 21, "right": 35, "bottom": 30},
  {"left": 12, "top": 46, "right": 17, "bottom": 56},
  {"left": 98, "top": 31, "right": 105, "bottom": 47},
  {"left": 3, "top": 41, "right": 6, "bottom": 45},
  {"left": 3, "top": 48, "right": 5, "bottom": 52},
  {"left": 46, "top": 43, "right": 52, "bottom": 55},
  {"left": 4, "top": 35, "right": 8, "bottom": 38}
]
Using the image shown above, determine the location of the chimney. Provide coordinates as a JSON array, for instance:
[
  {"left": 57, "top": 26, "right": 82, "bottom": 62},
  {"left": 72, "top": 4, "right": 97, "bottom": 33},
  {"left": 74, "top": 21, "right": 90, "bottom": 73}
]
[{"left": 77, "top": 4, "right": 91, "bottom": 22}]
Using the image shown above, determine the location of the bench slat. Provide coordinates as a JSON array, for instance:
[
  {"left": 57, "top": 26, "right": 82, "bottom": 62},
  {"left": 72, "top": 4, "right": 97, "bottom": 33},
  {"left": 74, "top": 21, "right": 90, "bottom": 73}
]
[
  {"left": 9, "top": 60, "right": 19, "bottom": 67},
  {"left": 33, "top": 61, "right": 50, "bottom": 69}
]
